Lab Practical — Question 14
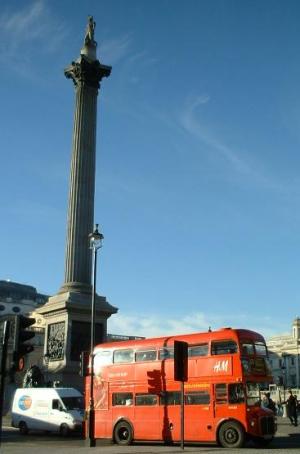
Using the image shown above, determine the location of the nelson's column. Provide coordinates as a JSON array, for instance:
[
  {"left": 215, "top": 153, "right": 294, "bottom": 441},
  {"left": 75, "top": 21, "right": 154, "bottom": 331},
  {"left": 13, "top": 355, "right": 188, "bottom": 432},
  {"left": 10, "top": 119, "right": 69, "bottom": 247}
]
[{"left": 38, "top": 17, "right": 117, "bottom": 388}]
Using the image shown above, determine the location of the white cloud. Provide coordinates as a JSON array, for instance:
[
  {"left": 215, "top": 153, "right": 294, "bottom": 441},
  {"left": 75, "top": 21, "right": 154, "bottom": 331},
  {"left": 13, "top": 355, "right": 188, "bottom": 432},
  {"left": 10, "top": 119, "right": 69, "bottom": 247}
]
[
  {"left": 107, "top": 310, "right": 286, "bottom": 341},
  {"left": 0, "top": 0, "right": 68, "bottom": 76},
  {"left": 99, "top": 34, "right": 132, "bottom": 65},
  {"left": 179, "top": 95, "right": 251, "bottom": 175}
]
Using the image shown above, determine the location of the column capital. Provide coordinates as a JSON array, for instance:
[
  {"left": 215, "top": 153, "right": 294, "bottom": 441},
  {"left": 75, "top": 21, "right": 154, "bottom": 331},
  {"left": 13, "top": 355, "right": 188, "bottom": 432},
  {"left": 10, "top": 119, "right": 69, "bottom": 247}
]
[{"left": 64, "top": 55, "right": 111, "bottom": 89}]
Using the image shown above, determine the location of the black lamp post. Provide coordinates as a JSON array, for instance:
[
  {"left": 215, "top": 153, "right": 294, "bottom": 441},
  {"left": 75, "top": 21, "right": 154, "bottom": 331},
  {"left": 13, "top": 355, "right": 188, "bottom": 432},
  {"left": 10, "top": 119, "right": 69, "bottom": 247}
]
[{"left": 88, "top": 224, "right": 103, "bottom": 448}]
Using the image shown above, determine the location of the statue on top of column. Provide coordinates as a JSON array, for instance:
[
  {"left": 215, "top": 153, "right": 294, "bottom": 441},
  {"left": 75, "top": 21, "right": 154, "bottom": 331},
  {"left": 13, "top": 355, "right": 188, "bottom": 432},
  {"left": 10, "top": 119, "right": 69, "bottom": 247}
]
[{"left": 84, "top": 16, "right": 96, "bottom": 45}]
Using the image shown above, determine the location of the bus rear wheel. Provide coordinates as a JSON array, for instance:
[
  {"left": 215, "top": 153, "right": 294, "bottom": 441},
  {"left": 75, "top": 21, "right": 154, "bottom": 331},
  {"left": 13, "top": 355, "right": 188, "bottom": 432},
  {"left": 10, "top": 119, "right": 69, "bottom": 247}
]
[
  {"left": 218, "top": 421, "right": 245, "bottom": 448},
  {"left": 114, "top": 421, "right": 133, "bottom": 445}
]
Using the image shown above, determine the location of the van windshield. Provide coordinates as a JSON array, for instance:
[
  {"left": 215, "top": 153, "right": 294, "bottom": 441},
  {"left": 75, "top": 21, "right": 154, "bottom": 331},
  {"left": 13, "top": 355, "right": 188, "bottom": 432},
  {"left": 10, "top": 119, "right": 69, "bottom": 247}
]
[{"left": 61, "top": 396, "right": 83, "bottom": 411}]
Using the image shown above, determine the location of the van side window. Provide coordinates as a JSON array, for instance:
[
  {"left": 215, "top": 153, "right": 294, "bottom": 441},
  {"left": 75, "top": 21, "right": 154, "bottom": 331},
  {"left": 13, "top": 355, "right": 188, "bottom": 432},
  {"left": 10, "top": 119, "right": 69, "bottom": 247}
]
[
  {"left": 52, "top": 399, "right": 62, "bottom": 410},
  {"left": 211, "top": 340, "right": 238, "bottom": 355}
]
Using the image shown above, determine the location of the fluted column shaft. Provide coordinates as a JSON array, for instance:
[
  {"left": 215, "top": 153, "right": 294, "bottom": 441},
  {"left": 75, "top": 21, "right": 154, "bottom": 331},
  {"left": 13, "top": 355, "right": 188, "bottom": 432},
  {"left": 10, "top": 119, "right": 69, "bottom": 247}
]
[{"left": 60, "top": 55, "right": 111, "bottom": 294}]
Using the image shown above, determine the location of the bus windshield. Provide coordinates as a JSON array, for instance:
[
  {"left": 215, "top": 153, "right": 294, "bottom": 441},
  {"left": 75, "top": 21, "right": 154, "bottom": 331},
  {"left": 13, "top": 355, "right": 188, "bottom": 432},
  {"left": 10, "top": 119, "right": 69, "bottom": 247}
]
[{"left": 246, "top": 382, "right": 261, "bottom": 406}]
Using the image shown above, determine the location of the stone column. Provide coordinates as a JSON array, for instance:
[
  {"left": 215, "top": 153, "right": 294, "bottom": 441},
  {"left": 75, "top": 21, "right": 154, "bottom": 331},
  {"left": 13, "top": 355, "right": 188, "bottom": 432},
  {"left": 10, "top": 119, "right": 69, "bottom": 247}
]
[
  {"left": 60, "top": 33, "right": 111, "bottom": 294},
  {"left": 37, "top": 18, "right": 117, "bottom": 390}
]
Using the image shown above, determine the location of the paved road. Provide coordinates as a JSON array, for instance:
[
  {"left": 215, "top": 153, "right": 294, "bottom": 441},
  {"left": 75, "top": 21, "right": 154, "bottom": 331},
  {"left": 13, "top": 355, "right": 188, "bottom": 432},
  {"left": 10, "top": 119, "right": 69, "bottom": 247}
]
[{"left": 1, "top": 418, "right": 300, "bottom": 453}]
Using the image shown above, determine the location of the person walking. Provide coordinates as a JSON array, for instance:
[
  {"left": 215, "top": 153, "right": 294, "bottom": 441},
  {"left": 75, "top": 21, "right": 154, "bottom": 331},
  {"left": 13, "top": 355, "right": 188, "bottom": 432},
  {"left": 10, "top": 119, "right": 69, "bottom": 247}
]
[{"left": 286, "top": 389, "right": 298, "bottom": 426}]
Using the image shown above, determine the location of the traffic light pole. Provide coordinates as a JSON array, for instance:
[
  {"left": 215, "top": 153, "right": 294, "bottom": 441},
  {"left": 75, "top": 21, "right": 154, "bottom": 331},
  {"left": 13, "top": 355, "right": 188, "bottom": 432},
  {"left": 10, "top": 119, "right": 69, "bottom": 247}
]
[{"left": 0, "top": 320, "right": 10, "bottom": 448}]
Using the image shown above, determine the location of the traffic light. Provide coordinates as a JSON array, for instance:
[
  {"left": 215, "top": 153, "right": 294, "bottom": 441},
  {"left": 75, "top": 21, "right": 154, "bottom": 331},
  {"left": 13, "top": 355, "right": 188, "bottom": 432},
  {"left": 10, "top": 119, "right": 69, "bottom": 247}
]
[
  {"left": 147, "top": 369, "right": 161, "bottom": 393},
  {"left": 174, "top": 340, "right": 188, "bottom": 382},
  {"left": 12, "top": 315, "right": 36, "bottom": 371}
]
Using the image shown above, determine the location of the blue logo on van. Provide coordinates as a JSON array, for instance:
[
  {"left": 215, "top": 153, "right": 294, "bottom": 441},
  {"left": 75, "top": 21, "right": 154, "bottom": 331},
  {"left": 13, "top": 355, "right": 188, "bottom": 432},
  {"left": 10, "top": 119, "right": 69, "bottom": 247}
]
[{"left": 18, "top": 395, "right": 32, "bottom": 410}]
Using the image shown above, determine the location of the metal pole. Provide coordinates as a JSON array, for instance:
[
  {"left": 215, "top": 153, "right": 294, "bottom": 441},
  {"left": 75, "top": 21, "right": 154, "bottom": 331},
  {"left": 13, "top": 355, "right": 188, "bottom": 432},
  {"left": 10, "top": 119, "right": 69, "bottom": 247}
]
[
  {"left": 0, "top": 320, "right": 10, "bottom": 447},
  {"left": 180, "top": 380, "right": 185, "bottom": 450},
  {"left": 89, "top": 245, "right": 97, "bottom": 447}
]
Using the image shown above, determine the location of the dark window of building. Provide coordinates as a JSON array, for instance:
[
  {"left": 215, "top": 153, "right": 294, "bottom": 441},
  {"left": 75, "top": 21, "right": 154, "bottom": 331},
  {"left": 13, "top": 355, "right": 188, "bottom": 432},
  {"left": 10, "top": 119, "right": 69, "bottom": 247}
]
[
  {"left": 0, "top": 304, "right": 5, "bottom": 311},
  {"left": 112, "top": 393, "right": 133, "bottom": 406},
  {"left": 135, "top": 394, "right": 158, "bottom": 406},
  {"left": 211, "top": 340, "right": 238, "bottom": 355},
  {"left": 12, "top": 306, "right": 21, "bottom": 313},
  {"left": 188, "top": 344, "right": 209, "bottom": 357},
  {"left": 185, "top": 391, "right": 210, "bottom": 405},
  {"left": 291, "top": 357, "right": 295, "bottom": 366}
]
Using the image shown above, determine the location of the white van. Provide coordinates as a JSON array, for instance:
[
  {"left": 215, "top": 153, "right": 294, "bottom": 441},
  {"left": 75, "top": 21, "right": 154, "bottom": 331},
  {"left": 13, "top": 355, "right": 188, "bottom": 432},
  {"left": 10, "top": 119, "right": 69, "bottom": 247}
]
[{"left": 11, "top": 387, "right": 83, "bottom": 436}]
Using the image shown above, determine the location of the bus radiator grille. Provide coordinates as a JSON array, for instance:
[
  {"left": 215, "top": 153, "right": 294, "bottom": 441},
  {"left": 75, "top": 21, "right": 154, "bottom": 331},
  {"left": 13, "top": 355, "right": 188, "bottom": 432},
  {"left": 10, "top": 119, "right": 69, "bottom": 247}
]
[{"left": 260, "top": 416, "right": 275, "bottom": 435}]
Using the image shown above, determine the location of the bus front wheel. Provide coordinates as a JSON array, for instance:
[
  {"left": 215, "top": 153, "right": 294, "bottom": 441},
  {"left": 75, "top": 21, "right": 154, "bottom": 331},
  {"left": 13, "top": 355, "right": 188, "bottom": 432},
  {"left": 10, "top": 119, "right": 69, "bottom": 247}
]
[
  {"left": 114, "top": 421, "right": 133, "bottom": 445},
  {"left": 218, "top": 421, "right": 245, "bottom": 448}
]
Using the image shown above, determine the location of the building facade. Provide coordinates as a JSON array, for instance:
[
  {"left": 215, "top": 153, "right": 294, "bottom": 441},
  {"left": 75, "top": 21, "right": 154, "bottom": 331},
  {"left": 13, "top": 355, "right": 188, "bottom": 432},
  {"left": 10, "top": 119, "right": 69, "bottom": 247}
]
[{"left": 267, "top": 318, "right": 300, "bottom": 389}]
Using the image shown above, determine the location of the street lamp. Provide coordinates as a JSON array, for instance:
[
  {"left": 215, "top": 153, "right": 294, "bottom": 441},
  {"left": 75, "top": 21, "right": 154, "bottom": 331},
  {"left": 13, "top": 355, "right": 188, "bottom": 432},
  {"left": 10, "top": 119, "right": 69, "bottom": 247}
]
[{"left": 88, "top": 223, "right": 103, "bottom": 448}]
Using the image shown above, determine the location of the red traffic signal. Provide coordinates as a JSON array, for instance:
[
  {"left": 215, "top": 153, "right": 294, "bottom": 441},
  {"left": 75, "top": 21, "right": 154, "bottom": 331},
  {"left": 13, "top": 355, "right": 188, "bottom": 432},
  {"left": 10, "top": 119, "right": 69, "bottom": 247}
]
[
  {"left": 147, "top": 369, "right": 161, "bottom": 393},
  {"left": 12, "top": 315, "right": 36, "bottom": 371}
]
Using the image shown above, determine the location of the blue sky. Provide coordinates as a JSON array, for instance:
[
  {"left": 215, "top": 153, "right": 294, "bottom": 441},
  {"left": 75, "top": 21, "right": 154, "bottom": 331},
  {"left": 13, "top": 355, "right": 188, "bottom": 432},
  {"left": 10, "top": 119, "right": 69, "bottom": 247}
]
[{"left": 1, "top": 0, "right": 300, "bottom": 340}]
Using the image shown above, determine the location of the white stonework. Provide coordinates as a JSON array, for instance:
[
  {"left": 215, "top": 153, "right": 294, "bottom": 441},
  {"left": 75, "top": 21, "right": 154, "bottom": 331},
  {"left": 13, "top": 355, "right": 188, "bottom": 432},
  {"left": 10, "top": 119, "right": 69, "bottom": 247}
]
[{"left": 266, "top": 318, "right": 300, "bottom": 388}]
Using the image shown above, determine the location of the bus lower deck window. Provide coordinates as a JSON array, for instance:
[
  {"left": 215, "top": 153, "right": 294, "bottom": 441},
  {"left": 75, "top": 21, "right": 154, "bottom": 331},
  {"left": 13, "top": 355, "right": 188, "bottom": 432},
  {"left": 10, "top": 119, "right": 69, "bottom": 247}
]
[
  {"left": 135, "top": 394, "right": 158, "bottom": 406},
  {"left": 160, "top": 391, "right": 181, "bottom": 405},
  {"left": 112, "top": 393, "right": 133, "bottom": 406},
  {"left": 185, "top": 391, "right": 210, "bottom": 405}
]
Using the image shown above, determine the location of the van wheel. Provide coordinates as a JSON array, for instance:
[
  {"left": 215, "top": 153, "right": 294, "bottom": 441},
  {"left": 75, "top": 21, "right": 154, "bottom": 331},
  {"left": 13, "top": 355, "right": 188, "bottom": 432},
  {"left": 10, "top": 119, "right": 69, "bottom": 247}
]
[
  {"left": 114, "top": 421, "right": 133, "bottom": 445},
  {"left": 218, "top": 421, "right": 245, "bottom": 448},
  {"left": 60, "top": 423, "right": 69, "bottom": 437},
  {"left": 19, "top": 421, "right": 29, "bottom": 435}
]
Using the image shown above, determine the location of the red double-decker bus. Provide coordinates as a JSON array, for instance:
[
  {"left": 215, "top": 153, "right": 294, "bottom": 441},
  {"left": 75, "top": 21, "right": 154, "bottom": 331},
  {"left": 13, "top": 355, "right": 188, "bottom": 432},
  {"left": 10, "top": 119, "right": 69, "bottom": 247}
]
[{"left": 84, "top": 327, "right": 276, "bottom": 448}]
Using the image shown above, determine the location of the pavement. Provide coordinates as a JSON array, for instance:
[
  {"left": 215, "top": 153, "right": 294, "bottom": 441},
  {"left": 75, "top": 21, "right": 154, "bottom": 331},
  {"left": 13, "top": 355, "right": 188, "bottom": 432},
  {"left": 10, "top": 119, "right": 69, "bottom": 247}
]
[{"left": 1, "top": 416, "right": 300, "bottom": 453}]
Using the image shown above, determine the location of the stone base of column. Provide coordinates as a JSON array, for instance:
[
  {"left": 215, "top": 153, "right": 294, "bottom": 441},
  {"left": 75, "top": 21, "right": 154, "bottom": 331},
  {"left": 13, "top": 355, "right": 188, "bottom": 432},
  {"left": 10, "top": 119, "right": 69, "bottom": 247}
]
[
  {"left": 36, "top": 291, "right": 117, "bottom": 391},
  {"left": 58, "top": 281, "right": 92, "bottom": 295}
]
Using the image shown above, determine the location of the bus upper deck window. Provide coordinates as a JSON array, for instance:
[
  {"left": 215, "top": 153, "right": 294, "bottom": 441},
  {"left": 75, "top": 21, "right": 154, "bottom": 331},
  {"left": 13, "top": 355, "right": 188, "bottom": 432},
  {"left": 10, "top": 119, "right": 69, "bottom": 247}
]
[
  {"left": 211, "top": 340, "right": 238, "bottom": 355},
  {"left": 241, "top": 342, "right": 255, "bottom": 356},
  {"left": 188, "top": 344, "right": 209, "bottom": 357},
  {"left": 113, "top": 349, "right": 134, "bottom": 364},
  {"left": 135, "top": 350, "right": 157, "bottom": 362},
  {"left": 159, "top": 348, "right": 174, "bottom": 360},
  {"left": 254, "top": 342, "right": 267, "bottom": 356}
]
